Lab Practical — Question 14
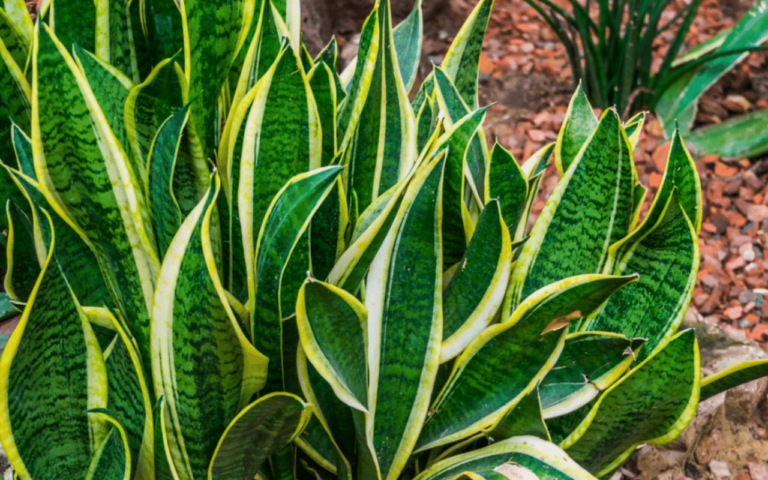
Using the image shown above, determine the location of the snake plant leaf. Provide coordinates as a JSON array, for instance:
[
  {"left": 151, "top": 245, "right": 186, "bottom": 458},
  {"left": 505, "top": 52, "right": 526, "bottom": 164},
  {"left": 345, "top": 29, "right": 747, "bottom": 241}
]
[
  {"left": 0, "top": 209, "right": 108, "bottom": 480},
  {"left": 343, "top": 0, "right": 416, "bottom": 213},
  {"left": 147, "top": 105, "right": 192, "bottom": 259},
  {"left": 74, "top": 47, "right": 139, "bottom": 182},
  {"left": 487, "top": 142, "right": 528, "bottom": 233},
  {"left": 562, "top": 329, "right": 700, "bottom": 478},
  {"left": 546, "top": 399, "right": 595, "bottom": 446},
  {"left": 310, "top": 178, "right": 348, "bottom": 282},
  {"left": 490, "top": 388, "right": 551, "bottom": 442},
  {"left": 315, "top": 37, "right": 338, "bottom": 69},
  {"left": 33, "top": 23, "right": 159, "bottom": 362},
  {"left": 580, "top": 192, "right": 699, "bottom": 361},
  {"left": 2, "top": 0, "right": 32, "bottom": 46},
  {"left": 540, "top": 332, "right": 640, "bottom": 419},
  {"left": 297, "top": 348, "right": 357, "bottom": 480},
  {"left": 135, "top": 0, "right": 184, "bottom": 72},
  {"left": 555, "top": 83, "right": 598, "bottom": 176},
  {"left": 125, "top": 57, "right": 185, "bottom": 170},
  {"left": 441, "top": 0, "right": 492, "bottom": 108},
  {"left": 508, "top": 110, "right": 634, "bottom": 311},
  {"left": 279, "top": 229, "right": 311, "bottom": 320},
  {"left": 309, "top": 61, "right": 338, "bottom": 167},
  {"left": 4, "top": 200, "right": 38, "bottom": 302},
  {"left": 300, "top": 39, "right": 314, "bottom": 71},
  {"left": 630, "top": 183, "right": 647, "bottom": 230},
  {"left": 392, "top": 0, "right": 422, "bottom": 93},
  {"left": 365, "top": 153, "right": 446, "bottom": 480},
  {"left": 433, "top": 107, "right": 487, "bottom": 266},
  {"left": 295, "top": 417, "right": 340, "bottom": 475},
  {"left": 0, "top": 23, "right": 30, "bottom": 166},
  {"left": 11, "top": 124, "right": 33, "bottom": 179},
  {"left": 154, "top": 396, "right": 174, "bottom": 480},
  {"left": 208, "top": 393, "right": 311, "bottom": 480},
  {"left": 701, "top": 359, "right": 768, "bottom": 401},
  {"left": 416, "top": 274, "right": 637, "bottom": 452},
  {"left": 102, "top": 310, "right": 154, "bottom": 480},
  {"left": 239, "top": 44, "right": 322, "bottom": 294},
  {"left": 85, "top": 410, "right": 132, "bottom": 480},
  {"left": 0, "top": 8, "right": 26, "bottom": 85},
  {"left": 249, "top": 166, "right": 342, "bottom": 392},
  {"left": 181, "top": 0, "right": 244, "bottom": 161},
  {"left": 151, "top": 177, "right": 268, "bottom": 480},
  {"left": 433, "top": 66, "right": 489, "bottom": 204},
  {"left": 681, "top": 108, "right": 768, "bottom": 159},
  {"left": 5, "top": 169, "right": 113, "bottom": 309},
  {"left": 94, "top": 0, "right": 139, "bottom": 82},
  {"left": 337, "top": 8, "right": 379, "bottom": 151},
  {"left": 49, "top": 0, "right": 96, "bottom": 52},
  {"left": 623, "top": 111, "right": 645, "bottom": 151},
  {"left": 658, "top": 0, "right": 768, "bottom": 137},
  {"left": 296, "top": 280, "right": 368, "bottom": 411},
  {"left": 440, "top": 199, "right": 512, "bottom": 363},
  {"left": 415, "top": 91, "right": 436, "bottom": 154},
  {"left": 414, "top": 436, "right": 597, "bottom": 480},
  {"left": 326, "top": 178, "right": 407, "bottom": 294}
]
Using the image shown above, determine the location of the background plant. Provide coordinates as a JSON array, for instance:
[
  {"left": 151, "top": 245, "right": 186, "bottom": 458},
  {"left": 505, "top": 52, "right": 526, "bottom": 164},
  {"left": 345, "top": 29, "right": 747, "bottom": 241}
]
[{"left": 0, "top": 0, "right": 766, "bottom": 480}]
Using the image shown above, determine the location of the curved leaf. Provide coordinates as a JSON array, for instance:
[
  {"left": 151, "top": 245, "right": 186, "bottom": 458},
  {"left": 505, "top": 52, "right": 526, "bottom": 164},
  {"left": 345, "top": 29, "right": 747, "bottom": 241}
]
[
  {"left": 490, "top": 388, "right": 551, "bottom": 442},
  {"left": 701, "top": 358, "right": 768, "bottom": 401},
  {"left": 0, "top": 20, "right": 30, "bottom": 166},
  {"left": 208, "top": 393, "right": 310, "bottom": 480},
  {"left": 4, "top": 200, "right": 39, "bottom": 302},
  {"left": 562, "top": 329, "right": 700, "bottom": 478},
  {"left": 85, "top": 410, "right": 132, "bottom": 480}
]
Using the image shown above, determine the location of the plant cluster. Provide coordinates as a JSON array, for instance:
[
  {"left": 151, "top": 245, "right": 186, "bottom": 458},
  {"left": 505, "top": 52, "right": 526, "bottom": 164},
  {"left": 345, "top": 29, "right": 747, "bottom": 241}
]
[{"left": 0, "top": 0, "right": 766, "bottom": 479}]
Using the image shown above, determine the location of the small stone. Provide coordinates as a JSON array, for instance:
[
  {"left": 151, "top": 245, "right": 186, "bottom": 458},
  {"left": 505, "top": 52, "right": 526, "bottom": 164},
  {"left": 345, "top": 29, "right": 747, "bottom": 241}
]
[
  {"left": 726, "top": 256, "right": 747, "bottom": 271},
  {"left": 725, "top": 305, "right": 743, "bottom": 320},
  {"left": 741, "top": 243, "right": 757, "bottom": 262},
  {"left": 702, "top": 274, "right": 719, "bottom": 289},
  {"left": 520, "top": 42, "right": 534, "bottom": 53},
  {"left": 748, "top": 323, "right": 768, "bottom": 342},
  {"left": 709, "top": 460, "right": 731, "bottom": 479},
  {"left": 735, "top": 472, "right": 752, "bottom": 480},
  {"left": 739, "top": 290, "right": 757, "bottom": 304},
  {"left": 749, "top": 463, "right": 768, "bottom": 480},
  {"left": 528, "top": 129, "right": 546, "bottom": 142},
  {"left": 695, "top": 428, "right": 721, "bottom": 464}
]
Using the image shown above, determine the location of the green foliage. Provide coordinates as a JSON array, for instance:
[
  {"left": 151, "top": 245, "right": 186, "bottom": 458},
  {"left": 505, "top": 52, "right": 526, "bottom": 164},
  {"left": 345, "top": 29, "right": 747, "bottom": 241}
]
[
  {"left": 0, "top": 1, "right": 763, "bottom": 480},
  {"left": 523, "top": 0, "right": 768, "bottom": 120}
]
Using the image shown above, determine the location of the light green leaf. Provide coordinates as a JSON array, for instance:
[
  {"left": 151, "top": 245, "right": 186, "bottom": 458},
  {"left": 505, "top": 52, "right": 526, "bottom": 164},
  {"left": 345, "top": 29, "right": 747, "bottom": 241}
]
[
  {"left": 701, "top": 359, "right": 768, "bottom": 401},
  {"left": 95, "top": 0, "right": 140, "bottom": 82},
  {"left": 487, "top": 142, "right": 527, "bottom": 233},
  {"left": 555, "top": 83, "right": 598, "bottom": 176},
  {"left": 84, "top": 410, "right": 132, "bottom": 480},
  {"left": 683, "top": 108, "right": 768, "bottom": 159},
  {"left": 2, "top": 0, "right": 33, "bottom": 46},
  {"left": 623, "top": 111, "right": 645, "bottom": 151}
]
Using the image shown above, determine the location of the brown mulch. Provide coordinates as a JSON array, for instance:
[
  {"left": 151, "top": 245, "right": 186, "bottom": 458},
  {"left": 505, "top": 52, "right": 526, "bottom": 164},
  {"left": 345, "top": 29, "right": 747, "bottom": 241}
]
[{"left": 434, "top": 0, "right": 768, "bottom": 344}]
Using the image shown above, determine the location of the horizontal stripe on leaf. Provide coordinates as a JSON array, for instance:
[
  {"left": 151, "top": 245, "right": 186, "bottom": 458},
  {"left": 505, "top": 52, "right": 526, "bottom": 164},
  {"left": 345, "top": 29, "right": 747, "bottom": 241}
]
[
  {"left": 417, "top": 274, "right": 636, "bottom": 451},
  {"left": 343, "top": 0, "right": 416, "bottom": 213},
  {"left": 701, "top": 359, "right": 768, "bottom": 401},
  {"left": 580, "top": 191, "right": 699, "bottom": 361},
  {"left": 297, "top": 280, "right": 368, "bottom": 411},
  {"left": 4, "top": 200, "right": 39, "bottom": 302},
  {"left": 208, "top": 393, "right": 311, "bottom": 480},
  {"left": 489, "top": 388, "right": 551, "bottom": 442},
  {"left": 432, "top": 107, "right": 487, "bottom": 266},
  {"left": 6, "top": 170, "right": 113, "bottom": 309},
  {"left": 151, "top": 176, "right": 268, "bottom": 480},
  {"left": 84, "top": 410, "right": 131, "bottom": 480},
  {"left": 125, "top": 58, "right": 186, "bottom": 172},
  {"left": 563, "top": 330, "right": 700, "bottom": 478},
  {"left": 554, "top": 83, "right": 597, "bottom": 176},
  {"left": 74, "top": 47, "right": 139, "bottom": 183},
  {"left": 0, "top": 209, "right": 107, "bottom": 480},
  {"left": 540, "top": 332, "right": 640, "bottom": 419},
  {"left": 414, "top": 436, "right": 597, "bottom": 480},
  {"left": 182, "top": 0, "right": 244, "bottom": 161},
  {"left": 509, "top": 110, "right": 634, "bottom": 309},
  {"left": 440, "top": 199, "right": 511, "bottom": 363},
  {"left": 440, "top": 0, "right": 493, "bottom": 108},
  {"left": 49, "top": 0, "right": 95, "bottom": 51},
  {"left": 249, "top": 166, "right": 342, "bottom": 392},
  {"left": 102, "top": 311, "right": 154, "bottom": 480},
  {"left": 147, "top": 105, "right": 192, "bottom": 259},
  {"left": 239, "top": 44, "right": 322, "bottom": 309},
  {"left": 366, "top": 153, "right": 446, "bottom": 480},
  {"left": 34, "top": 24, "right": 160, "bottom": 364},
  {"left": 487, "top": 142, "right": 527, "bottom": 234}
]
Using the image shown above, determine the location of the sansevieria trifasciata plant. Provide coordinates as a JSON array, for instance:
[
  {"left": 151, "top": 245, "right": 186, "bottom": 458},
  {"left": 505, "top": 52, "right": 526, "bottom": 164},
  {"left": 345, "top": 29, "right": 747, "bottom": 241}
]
[{"left": 0, "top": 0, "right": 765, "bottom": 479}]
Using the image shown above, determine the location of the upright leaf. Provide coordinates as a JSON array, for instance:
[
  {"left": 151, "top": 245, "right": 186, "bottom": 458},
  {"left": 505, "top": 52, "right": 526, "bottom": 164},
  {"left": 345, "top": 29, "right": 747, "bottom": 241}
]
[
  {"left": 95, "top": 0, "right": 140, "bottom": 81},
  {"left": 555, "top": 84, "right": 598, "bottom": 175},
  {"left": 4, "top": 201, "right": 39, "bottom": 302},
  {"left": 309, "top": 61, "right": 338, "bottom": 167},
  {"left": 490, "top": 388, "right": 550, "bottom": 441},
  {"left": 0, "top": 210, "right": 107, "bottom": 480},
  {"left": 84, "top": 411, "right": 132, "bottom": 480},
  {"left": 0, "top": 22, "right": 30, "bottom": 166},
  {"left": 365, "top": 154, "right": 446, "bottom": 480},
  {"left": 487, "top": 142, "right": 527, "bottom": 233},
  {"left": 508, "top": 110, "right": 634, "bottom": 310},
  {"left": 392, "top": 0, "right": 422, "bottom": 92},
  {"left": 50, "top": 0, "right": 96, "bottom": 51},
  {"left": 151, "top": 177, "right": 268, "bottom": 480}
]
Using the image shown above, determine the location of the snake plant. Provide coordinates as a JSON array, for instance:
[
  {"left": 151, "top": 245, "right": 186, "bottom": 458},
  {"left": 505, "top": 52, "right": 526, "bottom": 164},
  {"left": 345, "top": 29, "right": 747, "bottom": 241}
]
[{"left": 0, "top": 0, "right": 765, "bottom": 479}]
